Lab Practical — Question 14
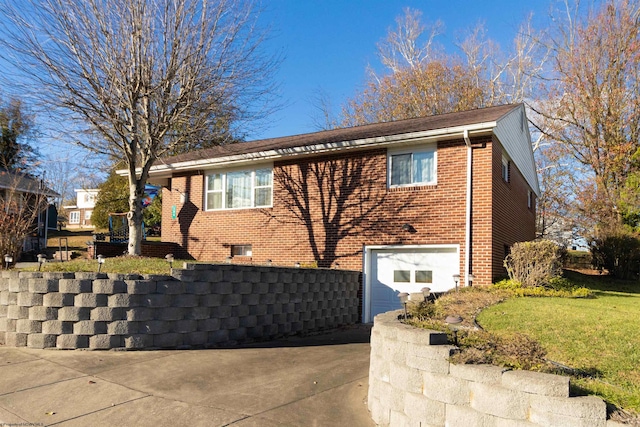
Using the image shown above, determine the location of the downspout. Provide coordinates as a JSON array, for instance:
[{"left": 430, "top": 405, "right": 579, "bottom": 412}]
[{"left": 463, "top": 130, "right": 472, "bottom": 287}]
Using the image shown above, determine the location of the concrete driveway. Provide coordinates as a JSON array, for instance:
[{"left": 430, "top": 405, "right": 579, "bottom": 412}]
[{"left": 0, "top": 326, "right": 374, "bottom": 427}]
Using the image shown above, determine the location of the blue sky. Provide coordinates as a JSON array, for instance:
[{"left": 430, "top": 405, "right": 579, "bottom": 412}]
[
  {"left": 1, "top": 0, "right": 562, "bottom": 177},
  {"left": 252, "top": 0, "right": 551, "bottom": 140}
]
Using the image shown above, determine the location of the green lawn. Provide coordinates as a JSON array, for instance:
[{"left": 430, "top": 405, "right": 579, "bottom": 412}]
[
  {"left": 477, "top": 271, "right": 640, "bottom": 413},
  {"left": 22, "top": 256, "right": 183, "bottom": 275},
  {"left": 46, "top": 229, "right": 95, "bottom": 251}
]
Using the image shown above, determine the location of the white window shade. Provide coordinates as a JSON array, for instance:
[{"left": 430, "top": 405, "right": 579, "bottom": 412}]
[
  {"left": 389, "top": 145, "right": 436, "bottom": 187},
  {"left": 205, "top": 167, "right": 273, "bottom": 211},
  {"left": 226, "top": 171, "right": 252, "bottom": 209}
]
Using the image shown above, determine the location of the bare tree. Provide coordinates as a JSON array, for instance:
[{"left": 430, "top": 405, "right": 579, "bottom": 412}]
[
  {"left": 458, "top": 18, "right": 549, "bottom": 106},
  {"left": 0, "top": 0, "right": 279, "bottom": 255},
  {"left": 0, "top": 170, "right": 50, "bottom": 265},
  {"left": 336, "top": 9, "right": 548, "bottom": 127},
  {"left": 376, "top": 7, "right": 444, "bottom": 73}
]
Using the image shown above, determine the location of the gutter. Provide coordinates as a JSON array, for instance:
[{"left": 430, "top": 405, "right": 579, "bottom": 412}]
[{"left": 463, "top": 129, "right": 472, "bottom": 288}]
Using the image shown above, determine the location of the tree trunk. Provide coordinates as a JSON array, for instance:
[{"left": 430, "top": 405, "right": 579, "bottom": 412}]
[{"left": 127, "top": 182, "right": 144, "bottom": 256}]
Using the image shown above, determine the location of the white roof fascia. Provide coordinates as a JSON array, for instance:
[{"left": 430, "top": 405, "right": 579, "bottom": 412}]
[{"left": 131, "top": 121, "right": 497, "bottom": 179}]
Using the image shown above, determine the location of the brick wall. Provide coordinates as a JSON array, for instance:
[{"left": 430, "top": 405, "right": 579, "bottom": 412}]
[
  {"left": 368, "top": 311, "right": 612, "bottom": 426},
  {"left": 0, "top": 264, "right": 360, "bottom": 350},
  {"left": 66, "top": 207, "right": 94, "bottom": 229},
  {"left": 160, "top": 137, "right": 535, "bottom": 286},
  {"left": 491, "top": 137, "right": 537, "bottom": 281}
]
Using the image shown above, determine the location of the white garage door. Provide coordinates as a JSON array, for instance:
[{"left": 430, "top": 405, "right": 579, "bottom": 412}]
[{"left": 365, "top": 245, "right": 460, "bottom": 322}]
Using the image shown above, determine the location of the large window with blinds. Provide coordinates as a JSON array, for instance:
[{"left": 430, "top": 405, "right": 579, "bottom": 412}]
[
  {"left": 388, "top": 145, "right": 437, "bottom": 187},
  {"left": 205, "top": 167, "right": 273, "bottom": 210}
]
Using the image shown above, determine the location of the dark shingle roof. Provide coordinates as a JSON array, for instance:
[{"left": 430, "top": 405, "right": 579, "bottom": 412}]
[
  {"left": 156, "top": 104, "right": 520, "bottom": 167},
  {"left": 0, "top": 169, "right": 59, "bottom": 197}
]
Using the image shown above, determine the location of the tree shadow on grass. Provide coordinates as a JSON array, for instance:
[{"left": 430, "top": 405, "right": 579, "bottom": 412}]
[{"left": 564, "top": 269, "right": 640, "bottom": 294}]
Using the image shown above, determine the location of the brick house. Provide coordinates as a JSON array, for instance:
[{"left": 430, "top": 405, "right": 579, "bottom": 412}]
[{"left": 146, "top": 104, "right": 539, "bottom": 322}]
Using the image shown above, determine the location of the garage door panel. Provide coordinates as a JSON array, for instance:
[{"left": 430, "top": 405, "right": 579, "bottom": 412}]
[
  {"left": 368, "top": 246, "right": 459, "bottom": 322},
  {"left": 370, "top": 253, "right": 403, "bottom": 313}
]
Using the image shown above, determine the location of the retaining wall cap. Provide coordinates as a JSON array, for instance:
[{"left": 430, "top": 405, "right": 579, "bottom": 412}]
[
  {"left": 142, "top": 274, "right": 173, "bottom": 281},
  {"left": 374, "top": 310, "right": 448, "bottom": 346},
  {"left": 19, "top": 272, "right": 42, "bottom": 278},
  {"left": 502, "top": 369, "right": 570, "bottom": 398},
  {"left": 183, "top": 263, "right": 219, "bottom": 270},
  {"left": 530, "top": 394, "right": 607, "bottom": 419},
  {"left": 374, "top": 310, "right": 404, "bottom": 324},
  {"left": 449, "top": 363, "right": 507, "bottom": 384},
  {"left": 107, "top": 273, "right": 142, "bottom": 280},
  {"left": 74, "top": 272, "right": 107, "bottom": 280},
  {"left": 43, "top": 272, "right": 75, "bottom": 279}
]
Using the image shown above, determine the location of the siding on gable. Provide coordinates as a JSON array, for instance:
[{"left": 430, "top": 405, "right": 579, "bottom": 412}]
[{"left": 494, "top": 106, "right": 540, "bottom": 196}]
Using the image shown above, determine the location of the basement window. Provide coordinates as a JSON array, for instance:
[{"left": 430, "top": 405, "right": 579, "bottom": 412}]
[{"left": 231, "top": 244, "right": 252, "bottom": 257}]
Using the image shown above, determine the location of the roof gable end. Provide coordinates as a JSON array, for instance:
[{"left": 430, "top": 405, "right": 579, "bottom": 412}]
[{"left": 494, "top": 104, "right": 540, "bottom": 196}]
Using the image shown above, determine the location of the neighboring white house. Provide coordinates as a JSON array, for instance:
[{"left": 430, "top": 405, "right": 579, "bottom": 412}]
[{"left": 63, "top": 189, "right": 99, "bottom": 228}]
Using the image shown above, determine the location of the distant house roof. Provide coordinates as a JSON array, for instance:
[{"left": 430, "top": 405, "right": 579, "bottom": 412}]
[
  {"left": 0, "top": 169, "right": 59, "bottom": 197},
  {"left": 138, "top": 103, "right": 540, "bottom": 195}
]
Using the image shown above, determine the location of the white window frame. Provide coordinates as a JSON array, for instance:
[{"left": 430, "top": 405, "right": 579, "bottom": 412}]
[
  {"left": 527, "top": 190, "right": 533, "bottom": 209},
  {"left": 204, "top": 165, "right": 273, "bottom": 211},
  {"left": 85, "top": 210, "right": 92, "bottom": 220},
  {"left": 501, "top": 154, "right": 510, "bottom": 183},
  {"left": 69, "top": 211, "right": 80, "bottom": 224},
  {"left": 231, "top": 244, "right": 252, "bottom": 257},
  {"left": 387, "top": 144, "right": 437, "bottom": 188}
]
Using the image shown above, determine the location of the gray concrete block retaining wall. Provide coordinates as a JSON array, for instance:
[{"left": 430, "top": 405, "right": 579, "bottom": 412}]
[
  {"left": 0, "top": 264, "right": 360, "bottom": 350},
  {"left": 368, "top": 310, "right": 618, "bottom": 427}
]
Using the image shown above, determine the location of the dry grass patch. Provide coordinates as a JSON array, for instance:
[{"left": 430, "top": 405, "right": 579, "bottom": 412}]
[{"left": 405, "top": 287, "right": 551, "bottom": 371}]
